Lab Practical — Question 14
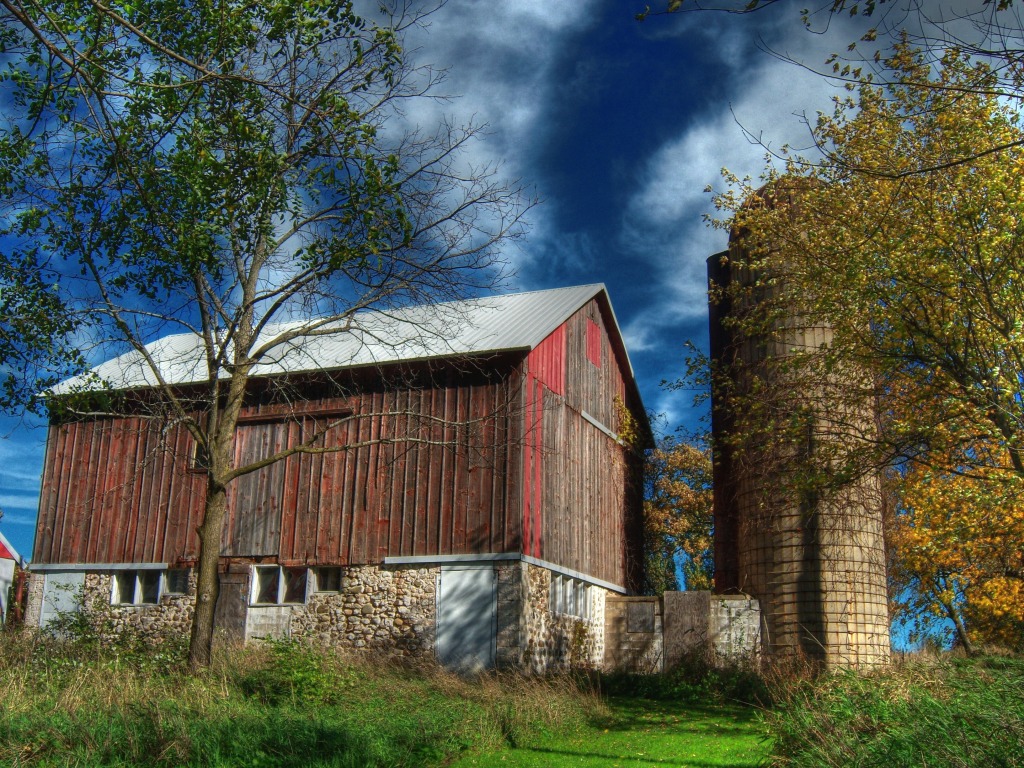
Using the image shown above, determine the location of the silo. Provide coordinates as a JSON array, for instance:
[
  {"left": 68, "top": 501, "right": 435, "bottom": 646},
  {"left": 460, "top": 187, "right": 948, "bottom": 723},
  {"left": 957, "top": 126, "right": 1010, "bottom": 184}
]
[{"left": 707, "top": 187, "right": 890, "bottom": 668}]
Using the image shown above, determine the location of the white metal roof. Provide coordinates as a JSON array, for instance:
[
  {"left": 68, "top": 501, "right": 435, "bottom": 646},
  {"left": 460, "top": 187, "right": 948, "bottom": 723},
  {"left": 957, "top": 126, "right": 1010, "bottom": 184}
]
[
  {"left": 0, "top": 530, "right": 25, "bottom": 566},
  {"left": 58, "top": 284, "right": 634, "bottom": 392}
]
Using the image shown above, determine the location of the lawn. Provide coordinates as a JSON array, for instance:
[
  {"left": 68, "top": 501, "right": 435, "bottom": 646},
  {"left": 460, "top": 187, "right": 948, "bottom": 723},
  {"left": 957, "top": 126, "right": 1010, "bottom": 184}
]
[
  {"left": 451, "top": 697, "right": 768, "bottom": 768},
  {"left": 0, "top": 634, "right": 770, "bottom": 767}
]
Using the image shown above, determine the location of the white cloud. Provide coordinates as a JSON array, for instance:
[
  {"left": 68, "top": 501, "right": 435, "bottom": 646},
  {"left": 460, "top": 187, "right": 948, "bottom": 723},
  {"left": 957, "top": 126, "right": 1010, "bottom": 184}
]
[{"left": 619, "top": 11, "right": 871, "bottom": 338}]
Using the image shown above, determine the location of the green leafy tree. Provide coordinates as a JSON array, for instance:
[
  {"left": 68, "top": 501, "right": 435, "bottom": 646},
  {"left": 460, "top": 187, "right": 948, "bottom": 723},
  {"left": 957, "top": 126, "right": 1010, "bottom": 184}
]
[{"left": 0, "top": 0, "right": 528, "bottom": 667}]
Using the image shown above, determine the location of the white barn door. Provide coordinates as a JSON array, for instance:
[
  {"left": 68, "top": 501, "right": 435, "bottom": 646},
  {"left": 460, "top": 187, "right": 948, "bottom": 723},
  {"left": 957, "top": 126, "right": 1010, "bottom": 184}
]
[
  {"left": 436, "top": 565, "right": 496, "bottom": 672},
  {"left": 40, "top": 571, "right": 85, "bottom": 629}
]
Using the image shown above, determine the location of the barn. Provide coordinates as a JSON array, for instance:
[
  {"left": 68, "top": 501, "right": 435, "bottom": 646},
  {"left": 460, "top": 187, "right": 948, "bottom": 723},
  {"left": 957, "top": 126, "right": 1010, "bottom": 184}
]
[{"left": 25, "top": 284, "right": 648, "bottom": 671}]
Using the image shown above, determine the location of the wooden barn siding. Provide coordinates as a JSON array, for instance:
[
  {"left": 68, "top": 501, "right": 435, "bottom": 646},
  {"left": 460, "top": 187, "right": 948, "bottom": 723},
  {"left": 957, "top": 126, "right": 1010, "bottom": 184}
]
[
  {"left": 34, "top": 415, "right": 205, "bottom": 565},
  {"left": 522, "top": 300, "right": 645, "bottom": 590},
  {"left": 563, "top": 299, "right": 630, "bottom": 426},
  {"left": 261, "top": 370, "right": 520, "bottom": 564},
  {"left": 35, "top": 363, "right": 523, "bottom": 566},
  {"left": 539, "top": 392, "right": 633, "bottom": 587}
]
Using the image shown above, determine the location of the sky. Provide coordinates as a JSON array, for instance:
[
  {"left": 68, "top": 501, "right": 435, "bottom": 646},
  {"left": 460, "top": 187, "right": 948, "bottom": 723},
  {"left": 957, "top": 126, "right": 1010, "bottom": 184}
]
[{"left": 0, "top": 0, "right": 875, "bottom": 560}]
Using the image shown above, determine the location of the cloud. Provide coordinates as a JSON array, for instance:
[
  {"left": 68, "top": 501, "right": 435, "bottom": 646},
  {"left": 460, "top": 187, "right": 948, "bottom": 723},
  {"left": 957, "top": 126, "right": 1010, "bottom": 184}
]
[{"left": 619, "top": 11, "right": 871, "bottom": 342}]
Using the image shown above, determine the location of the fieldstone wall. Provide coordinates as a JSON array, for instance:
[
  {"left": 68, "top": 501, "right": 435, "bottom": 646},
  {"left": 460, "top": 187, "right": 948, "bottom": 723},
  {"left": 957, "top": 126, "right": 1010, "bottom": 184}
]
[
  {"left": 25, "top": 562, "right": 627, "bottom": 673},
  {"left": 78, "top": 573, "right": 196, "bottom": 642},
  {"left": 288, "top": 564, "right": 436, "bottom": 658},
  {"left": 522, "top": 564, "right": 607, "bottom": 673}
]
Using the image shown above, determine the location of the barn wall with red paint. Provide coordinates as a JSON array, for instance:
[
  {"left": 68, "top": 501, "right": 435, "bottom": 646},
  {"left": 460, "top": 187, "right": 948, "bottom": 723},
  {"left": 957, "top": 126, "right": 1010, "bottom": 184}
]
[
  {"left": 34, "top": 360, "right": 524, "bottom": 566},
  {"left": 34, "top": 415, "right": 206, "bottom": 566},
  {"left": 522, "top": 298, "right": 645, "bottom": 591}
]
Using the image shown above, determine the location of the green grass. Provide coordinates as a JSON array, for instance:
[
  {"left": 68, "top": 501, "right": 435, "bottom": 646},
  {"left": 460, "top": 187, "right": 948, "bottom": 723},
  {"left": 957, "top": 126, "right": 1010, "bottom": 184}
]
[
  {"left": 13, "top": 627, "right": 1022, "bottom": 768},
  {"left": 0, "top": 634, "right": 600, "bottom": 767},
  {"left": 763, "top": 655, "right": 1024, "bottom": 768},
  {"left": 28, "top": 630, "right": 1024, "bottom": 768},
  {"left": 450, "top": 698, "right": 768, "bottom": 767}
]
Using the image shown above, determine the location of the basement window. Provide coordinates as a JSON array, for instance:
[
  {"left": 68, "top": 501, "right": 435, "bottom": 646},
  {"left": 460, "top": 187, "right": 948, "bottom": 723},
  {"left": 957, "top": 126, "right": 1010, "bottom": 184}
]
[
  {"left": 251, "top": 566, "right": 308, "bottom": 605},
  {"left": 549, "top": 574, "right": 591, "bottom": 621},
  {"left": 314, "top": 567, "right": 342, "bottom": 593},
  {"left": 111, "top": 570, "right": 161, "bottom": 606},
  {"left": 163, "top": 568, "right": 191, "bottom": 596}
]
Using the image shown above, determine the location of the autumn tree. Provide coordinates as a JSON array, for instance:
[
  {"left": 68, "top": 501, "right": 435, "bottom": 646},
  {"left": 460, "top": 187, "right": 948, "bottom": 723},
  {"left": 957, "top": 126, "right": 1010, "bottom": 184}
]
[
  {"left": 643, "top": 436, "right": 713, "bottom": 594},
  {"left": 889, "top": 439, "right": 1024, "bottom": 653},
  {"left": 708, "top": 40, "right": 1024, "bottom": 659},
  {"left": 713, "top": 41, "right": 1024, "bottom": 492},
  {"left": 0, "top": 0, "right": 527, "bottom": 667}
]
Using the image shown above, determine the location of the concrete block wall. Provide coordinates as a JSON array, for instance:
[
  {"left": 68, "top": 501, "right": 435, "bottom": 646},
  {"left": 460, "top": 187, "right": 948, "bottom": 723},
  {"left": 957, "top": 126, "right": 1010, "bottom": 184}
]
[{"left": 606, "top": 591, "right": 761, "bottom": 673}]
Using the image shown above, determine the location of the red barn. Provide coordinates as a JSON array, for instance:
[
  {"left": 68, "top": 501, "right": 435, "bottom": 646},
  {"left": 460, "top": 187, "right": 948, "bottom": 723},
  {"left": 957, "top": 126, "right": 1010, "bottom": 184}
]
[{"left": 26, "top": 285, "right": 648, "bottom": 671}]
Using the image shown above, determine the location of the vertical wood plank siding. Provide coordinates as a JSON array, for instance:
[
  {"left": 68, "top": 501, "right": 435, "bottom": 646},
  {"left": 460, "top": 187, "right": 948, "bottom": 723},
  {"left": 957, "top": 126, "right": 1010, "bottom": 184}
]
[
  {"left": 34, "top": 415, "right": 206, "bottom": 565},
  {"left": 34, "top": 361, "right": 523, "bottom": 566},
  {"left": 524, "top": 298, "right": 645, "bottom": 591}
]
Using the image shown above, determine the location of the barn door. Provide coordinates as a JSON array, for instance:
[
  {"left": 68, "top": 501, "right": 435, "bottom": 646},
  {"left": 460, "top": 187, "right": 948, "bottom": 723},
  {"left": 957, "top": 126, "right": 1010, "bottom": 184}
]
[
  {"left": 436, "top": 565, "right": 496, "bottom": 672},
  {"left": 39, "top": 571, "right": 85, "bottom": 630}
]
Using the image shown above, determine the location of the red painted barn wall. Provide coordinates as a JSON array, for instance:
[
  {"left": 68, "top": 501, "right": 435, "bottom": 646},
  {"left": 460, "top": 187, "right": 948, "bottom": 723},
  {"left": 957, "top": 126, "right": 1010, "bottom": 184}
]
[
  {"left": 33, "top": 360, "right": 523, "bottom": 566},
  {"left": 34, "top": 415, "right": 206, "bottom": 565}
]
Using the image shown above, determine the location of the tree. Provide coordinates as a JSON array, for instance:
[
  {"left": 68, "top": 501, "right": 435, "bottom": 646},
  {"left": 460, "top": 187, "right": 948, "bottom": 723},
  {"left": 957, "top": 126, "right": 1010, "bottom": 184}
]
[
  {"left": 710, "top": 42, "right": 1024, "bottom": 658},
  {"left": 889, "top": 441, "right": 1024, "bottom": 653},
  {"left": 712, "top": 42, "right": 1024, "bottom": 491},
  {"left": 0, "top": 0, "right": 528, "bottom": 668},
  {"left": 643, "top": 436, "right": 713, "bottom": 594}
]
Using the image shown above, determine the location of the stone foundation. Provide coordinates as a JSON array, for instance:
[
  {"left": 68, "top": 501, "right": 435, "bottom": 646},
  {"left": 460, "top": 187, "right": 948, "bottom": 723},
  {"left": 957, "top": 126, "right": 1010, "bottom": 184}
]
[
  {"left": 84, "top": 573, "right": 196, "bottom": 640},
  {"left": 25, "top": 561, "right": 619, "bottom": 671},
  {"left": 287, "top": 565, "right": 436, "bottom": 656},
  {"left": 522, "top": 564, "right": 608, "bottom": 673}
]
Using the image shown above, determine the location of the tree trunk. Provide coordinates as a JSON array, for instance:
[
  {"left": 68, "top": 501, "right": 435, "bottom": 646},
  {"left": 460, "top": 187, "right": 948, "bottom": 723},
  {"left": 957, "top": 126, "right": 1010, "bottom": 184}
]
[
  {"left": 188, "top": 483, "right": 229, "bottom": 669},
  {"left": 943, "top": 599, "right": 975, "bottom": 656}
]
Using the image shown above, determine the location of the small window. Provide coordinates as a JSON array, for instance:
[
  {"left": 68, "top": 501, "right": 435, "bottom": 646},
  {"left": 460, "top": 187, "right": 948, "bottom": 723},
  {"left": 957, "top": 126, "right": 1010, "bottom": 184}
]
[
  {"left": 251, "top": 566, "right": 308, "bottom": 605},
  {"left": 189, "top": 440, "right": 210, "bottom": 472},
  {"left": 549, "top": 574, "right": 591, "bottom": 620},
  {"left": 112, "top": 570, "right": 160, "bottom": 606},
  {"left": 315, "top": 567, "right": 342, "bottom": 593},
  {"left": 164, "top": 568, "right": 191, "bottom": 595}
]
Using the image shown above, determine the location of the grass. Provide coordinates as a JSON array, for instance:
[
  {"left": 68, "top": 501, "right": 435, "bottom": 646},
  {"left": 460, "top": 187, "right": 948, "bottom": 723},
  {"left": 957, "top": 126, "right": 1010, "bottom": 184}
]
[
  {"left": 451, "top": 659, "right": 772, "bottom": 767},
  {"left": 0, "top": 632, "right": 602, "bottom": 767},
  {"left": 12, "top": 624, "right": 1020, "bottom": 768},
  {"left": 450, "top": 698, "right": 768, "bottom": 767},
  {"left": 763, "top": 654, "right": 1024, "bottom": 767}
]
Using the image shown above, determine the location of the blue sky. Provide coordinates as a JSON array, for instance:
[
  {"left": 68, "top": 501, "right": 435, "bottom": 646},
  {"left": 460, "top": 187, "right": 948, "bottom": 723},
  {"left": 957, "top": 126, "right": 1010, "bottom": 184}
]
[{"left": 0, "top": 0, "right": 869, "bottom": 559}]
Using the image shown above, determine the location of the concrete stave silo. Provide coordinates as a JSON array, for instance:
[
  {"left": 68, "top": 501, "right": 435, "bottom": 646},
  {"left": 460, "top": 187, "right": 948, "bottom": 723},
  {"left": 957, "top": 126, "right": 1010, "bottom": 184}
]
[{"left": 707, "top": 190, "right": 890, "bottom": 669}]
